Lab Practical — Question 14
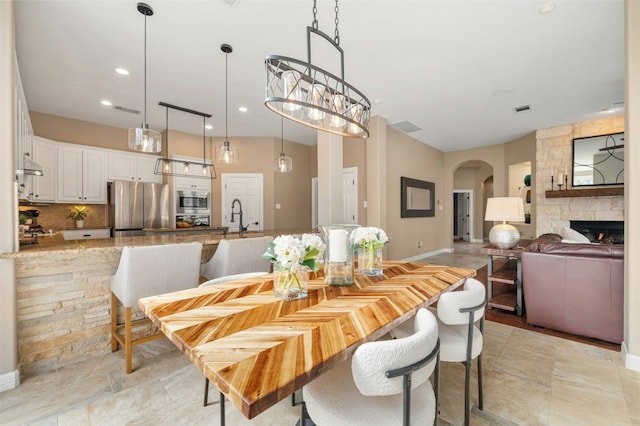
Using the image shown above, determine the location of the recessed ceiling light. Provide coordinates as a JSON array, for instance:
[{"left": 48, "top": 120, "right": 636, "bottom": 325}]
[
  {"left": 205, "top": 124, "right": 213, "bottom": 130},
  {"left": 539, "top": 2, "right": 556, "bottom": 15},
  {"left": 115, "top": 67, "right": 129, "bottom": 75},
  {"left": 238, "top": 106, "right": 248, "bottom": 112},
  {"left": 100, "top": 100, "right": 112, "bottom": 106}
]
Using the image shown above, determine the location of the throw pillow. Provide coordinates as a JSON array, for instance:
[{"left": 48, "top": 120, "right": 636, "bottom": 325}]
[{"left": 560, "top": 227, "right": 591, "bottom": 243}]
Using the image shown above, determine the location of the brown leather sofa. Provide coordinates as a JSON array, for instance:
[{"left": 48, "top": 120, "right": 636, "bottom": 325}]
[{"left": 522, "top": 240, "right": 624, "bottom": 344}]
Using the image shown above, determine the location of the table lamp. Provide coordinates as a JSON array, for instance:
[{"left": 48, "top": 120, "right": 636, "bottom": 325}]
[{"left": 485, "top": 197, "right": 525, "bottom": 249}]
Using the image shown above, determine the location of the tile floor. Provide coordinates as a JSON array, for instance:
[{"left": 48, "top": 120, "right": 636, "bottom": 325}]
[{"left": 2, "top": 242, "right": 639, "bottom": 425}]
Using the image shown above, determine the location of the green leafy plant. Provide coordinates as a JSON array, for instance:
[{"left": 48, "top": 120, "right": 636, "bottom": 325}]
[
  {"left": 66, "top": 205, "right": 88, "bottom": 221},
  {"left": 19, "top": 214, "right": 28, "bottom": 225}
]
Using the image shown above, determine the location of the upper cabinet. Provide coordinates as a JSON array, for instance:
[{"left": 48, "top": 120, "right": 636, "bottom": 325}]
[
  {"left": 107, "top": 151, "right": 162, "bottom": 184},
  {"left": 14, "top": 58, "right": 34, "bottom": 199},
  {"left": 173, "top": 155, "right": 212, "bottom": 191},
  {"left": 57, "top": 144, "right": 107, "bottom": 204},
  {"left": 30, "top": 137, "right": 57, "bottom": 202}
]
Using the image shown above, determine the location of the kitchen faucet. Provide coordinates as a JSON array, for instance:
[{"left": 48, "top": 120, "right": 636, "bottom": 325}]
[{"left": 230, "top": 198, "right": 244, "bottom": 237}]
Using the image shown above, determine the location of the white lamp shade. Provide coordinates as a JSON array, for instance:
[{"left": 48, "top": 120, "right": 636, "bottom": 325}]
[{"left": 485, "top": 197, "right": 525, "bottom": 223}]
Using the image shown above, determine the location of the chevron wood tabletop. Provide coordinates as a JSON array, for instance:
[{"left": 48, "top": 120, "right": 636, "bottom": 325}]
[{"left": 139, "top": 260, "right": 475, "bottom": 419}]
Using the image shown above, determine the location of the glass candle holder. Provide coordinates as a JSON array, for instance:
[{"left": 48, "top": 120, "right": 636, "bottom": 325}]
[{"left": 319, "top": 224, "right": 359, "bottom": 286}]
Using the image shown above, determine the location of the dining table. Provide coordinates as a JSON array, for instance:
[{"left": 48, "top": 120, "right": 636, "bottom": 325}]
[{"left": 138, "top": 260, "right": 476, "bottom": 421}]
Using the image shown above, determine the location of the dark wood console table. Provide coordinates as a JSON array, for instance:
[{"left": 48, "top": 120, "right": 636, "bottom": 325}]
[{"left": 481, "top": 241, "right": 531, "bottom": 316}]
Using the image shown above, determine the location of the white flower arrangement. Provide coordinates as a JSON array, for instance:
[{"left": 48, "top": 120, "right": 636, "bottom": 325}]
[
  {"left": 263, "top": 233, "right": 326, "bottom": 272},
  {"left": 350, "top": 226, "right": 389, "bottom": 250}
]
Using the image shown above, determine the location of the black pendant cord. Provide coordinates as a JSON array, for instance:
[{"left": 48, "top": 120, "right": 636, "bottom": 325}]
[
  {"left": 280, "top": 117, "right": 285, "bottom": 156},
  {"left": 203, "top": 115, "right": 206, "bottom": 162},
  {"left": 165, "top": 106, "right": 169, "bottom": 153},
  {"left": 143, "top": 12, "right": 147, "bottom": 126},
  {"left": 225, "top": 49, "right": 229, "bottom": 145}
]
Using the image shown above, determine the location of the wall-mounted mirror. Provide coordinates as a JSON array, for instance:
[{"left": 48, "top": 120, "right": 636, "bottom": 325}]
[
  {"left": 401, "top": 177, "right": 435, "bottom": 218},
  {"left": 572, "top": 132, "right": 624, "bottom": 186}
]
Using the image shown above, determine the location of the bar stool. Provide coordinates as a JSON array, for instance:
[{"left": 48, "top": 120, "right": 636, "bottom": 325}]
[
  {"left": 200, "top": 236, "right": 273, "bottom": 280},
  {"left": 111, "top": 242, "right": 202, "bottom": 373}
]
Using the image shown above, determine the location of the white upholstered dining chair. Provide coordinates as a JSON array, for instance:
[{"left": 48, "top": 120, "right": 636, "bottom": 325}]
[
  {"left": 110, "top": 242, "right": 202, "bottom": 373},
  {"left": 303, "top": 308, "right": 440, "bottom": 426},
  {"left": 391, "top": 277, "right": 486, "bottom": 426},
  {"left": 200, "top": 236, "right": 273, "bottom": 280}
]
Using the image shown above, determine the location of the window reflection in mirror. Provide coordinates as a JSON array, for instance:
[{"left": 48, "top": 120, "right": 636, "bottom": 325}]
[{"left": 572, "top": 132, "right": 624, "bottom": 186}]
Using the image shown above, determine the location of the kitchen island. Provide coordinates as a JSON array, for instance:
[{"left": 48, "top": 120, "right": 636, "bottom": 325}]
[{"left": 3, "top": 229, "right": 312, "bottom": 378}]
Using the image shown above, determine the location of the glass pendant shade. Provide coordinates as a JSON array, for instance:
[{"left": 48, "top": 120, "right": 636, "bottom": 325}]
[
  {"left": 282, "top": 70, "right": 302, "bottom": 111},
  {"left": 215, "top": 141, "right": 239, "bottom": 164},
  {"left": 128, "top": 3, "right": 161, "bottom": 153},
  {"left": 275, "top": 154, "right": 293, "bottom": 173},
  {"left": 305, "top": 83, "right": 326, "bottom": 121},
  {"left": 128, "top": 125, "right": 162, "bottom": 153}
]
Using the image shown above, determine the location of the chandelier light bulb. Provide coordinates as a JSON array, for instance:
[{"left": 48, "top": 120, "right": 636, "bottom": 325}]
[
  {"left": 330, "top": 94, "right": 346, "bottom": 128},
  {"left": 282, "top": 70, "right": 302, "bottom": 111}
]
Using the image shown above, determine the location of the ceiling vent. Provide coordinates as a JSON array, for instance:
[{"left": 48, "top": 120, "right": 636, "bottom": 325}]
[
  {"left": 390, "top": 121, "right": 422, "bottom": 134},
  {"left": 513, "top": 105, "right": 532, "bottom": 114},
  {"left": 113, "top": 105, "right": 140, "bottom": 115}
]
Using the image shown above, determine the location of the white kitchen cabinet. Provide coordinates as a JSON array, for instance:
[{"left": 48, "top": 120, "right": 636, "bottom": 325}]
[
  {"left": 108, "top": 151, "right": 162, "bottom": 183},
  {"left": 173, "top": 155, "right": 212, "bottom": 191},
  {"left": 30, "top": 137, "right": 57, "bottom": 202},
  {"left": 57, "top": 145, "right": 108, "bottom": 204},
  {"left": 61, "top": 228, "right": 111, "bottom": 240}
]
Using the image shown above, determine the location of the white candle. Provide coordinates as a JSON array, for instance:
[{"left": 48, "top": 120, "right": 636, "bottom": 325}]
[
  {"left": 558, "top": 173, "right": 564, "bottom": 182},
  {"left": 329, "top": 229, "right": 347, "bottom": 262}
]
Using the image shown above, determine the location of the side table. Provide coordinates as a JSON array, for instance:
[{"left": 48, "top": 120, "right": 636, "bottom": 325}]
[{"left": 481, "top": 241, "right": 530, "bottom": 316}]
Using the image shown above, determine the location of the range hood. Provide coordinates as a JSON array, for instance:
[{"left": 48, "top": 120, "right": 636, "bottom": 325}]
[{"left": 17, "top": 153, "right": 44, "bottom": 176}]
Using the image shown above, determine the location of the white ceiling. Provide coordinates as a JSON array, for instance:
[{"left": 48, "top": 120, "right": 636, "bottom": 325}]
[{"left": 15, "top": 0, "right": 624, "bottom": 152}]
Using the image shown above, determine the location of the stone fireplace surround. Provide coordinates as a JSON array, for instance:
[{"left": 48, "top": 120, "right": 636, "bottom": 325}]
[
  {"left": 535, "top": 116, "right": 624, "bottom": 238},
  {"left": 570, "top": 220, "right": 624, "bottom": 244}
]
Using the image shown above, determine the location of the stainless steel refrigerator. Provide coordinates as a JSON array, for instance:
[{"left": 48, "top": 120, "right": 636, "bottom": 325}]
[{"left": 108, "top": 181, "right": 169, "bottom": 237}]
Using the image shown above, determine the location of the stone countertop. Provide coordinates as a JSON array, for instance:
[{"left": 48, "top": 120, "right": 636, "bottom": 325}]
[{"left": 5, "top": 228, "right": 317, "bottom": 258}]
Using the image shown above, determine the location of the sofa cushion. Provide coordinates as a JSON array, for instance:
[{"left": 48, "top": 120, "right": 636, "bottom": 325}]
[{"left": 560, "top": 227, "right": 591, "bottom": 243}]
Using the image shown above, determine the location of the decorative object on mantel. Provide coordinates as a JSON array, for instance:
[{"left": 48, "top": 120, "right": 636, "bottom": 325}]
[
  {"left": 320, "top": 224, "right": 359, "bottom": 286},
  {"left": 264, "top": 0, "right": 371, "bottom": 138},
  {"left": 127, "top": 2, "right": 162, "bottom": 153},
  {"left": 275, "top": 117, "right": 293, "bottom": 172},
  {"left": 66, "top": 205, "right": 88, "bottom": 229},
  {"left": 485, "top": 197, "right": 524, "bottom": 249},
  {"left": 262, "top": 234, "right": 325, "bottom": 300},
  {"left": 154, "top": 102, "right": 216, "bottom": 179},
  {"left": 215, "top": 44, "right": 239, "bottom": 164},
  {"left": 351, "top": 226, "right": 389, "bottom": 276}
]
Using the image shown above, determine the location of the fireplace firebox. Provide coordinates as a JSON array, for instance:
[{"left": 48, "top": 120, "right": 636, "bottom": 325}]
[{"left": 570, "top": 220, "right": 624, "bottom": 244}]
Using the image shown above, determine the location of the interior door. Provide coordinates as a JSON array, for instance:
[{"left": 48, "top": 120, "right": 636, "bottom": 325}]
[
  {"left": 342, "top": 167, "right": 358, "bottom": 224},
  {"left": 453, "top": 191, "right": 470, "bottom": 242},
  {"left": 221, "top": 173, "right": 264, "bottom": 232}
]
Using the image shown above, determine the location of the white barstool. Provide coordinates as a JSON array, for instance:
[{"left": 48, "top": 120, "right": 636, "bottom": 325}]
[
  {"left": 110, "top": 242, "right": 202, "bottom": 373},
  {"left": 200, "top": 236, "right": 273, "bottom": 280},
  {"left": 303, "top": 308, "right": 440, "bottom": 426}
]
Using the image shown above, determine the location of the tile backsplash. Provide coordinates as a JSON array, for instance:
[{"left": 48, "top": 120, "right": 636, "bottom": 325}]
[{"left": 19, "top": 203, "right": 108, "bottom": 231}]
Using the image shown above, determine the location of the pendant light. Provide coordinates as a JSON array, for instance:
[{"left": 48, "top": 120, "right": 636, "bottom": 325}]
[
  {"left": 128, "top": 3, "right": 161, "bottom": 153},
  {"left": 275, "top": 117, "right": 293, "bottom": 173},
  {"left": 215, "top": 43, "right": 239, "bottom": 163},
  {"left": 265, "top": 0, "right": 371, "bottom": 138},
  {"left": 154, "top": 102, "right": 216, "bottom": 179}
]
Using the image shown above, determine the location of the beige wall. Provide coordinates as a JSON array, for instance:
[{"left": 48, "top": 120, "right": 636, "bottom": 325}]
[
  {"left": 385, "top": 127, "right": 445, "bottom": 260},
  {"left": 624, "top": 0, "right": 639, "bottom": 368},
  {"left": 30, "top": 111, "right": 320, "bottom": 231}
]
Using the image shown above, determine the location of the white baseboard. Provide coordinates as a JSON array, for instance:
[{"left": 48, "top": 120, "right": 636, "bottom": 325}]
[
  {"left": 621, "top": 341, "right": 640, "bottom": 372},
  {"left": 0, "top": 369, "right": 20, "bottom": 393},
  {"left": 402, "top": 247, "right": 453, "bottom": 262}
]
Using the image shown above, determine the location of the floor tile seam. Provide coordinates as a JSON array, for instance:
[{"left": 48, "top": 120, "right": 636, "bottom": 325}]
[
  {"left": 491, "top": 364, "right": 554, "bottom": 388},
  {"left": 549, "top": 372, "right": 626, "bottom": 396}
]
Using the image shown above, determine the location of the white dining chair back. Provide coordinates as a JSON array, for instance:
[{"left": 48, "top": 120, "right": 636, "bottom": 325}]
[
  {"left": 303, "top": 308, "right": 440, "bottom": 426},
  {"left": 200, "top": 236, "right": 273, "bottom": 280},
  {"left": 111, "top": 242, "right": 202, "bottom": 373}
]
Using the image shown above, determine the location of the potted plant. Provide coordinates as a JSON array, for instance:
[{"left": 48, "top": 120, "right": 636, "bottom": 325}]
[{"left": 67, "top": 205, "right": 88, "bottom": 228}]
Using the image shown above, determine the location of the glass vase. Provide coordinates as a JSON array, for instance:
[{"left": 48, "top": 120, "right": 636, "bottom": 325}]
[
  {"left": 319, "top": 224, "right": 359, "bottom": 286},
  {"left": 357, "top": 244, "right": 383, "bottom": 276},
  {"left": 273, "top": 265, "right": 308, "bottom": 301}
]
